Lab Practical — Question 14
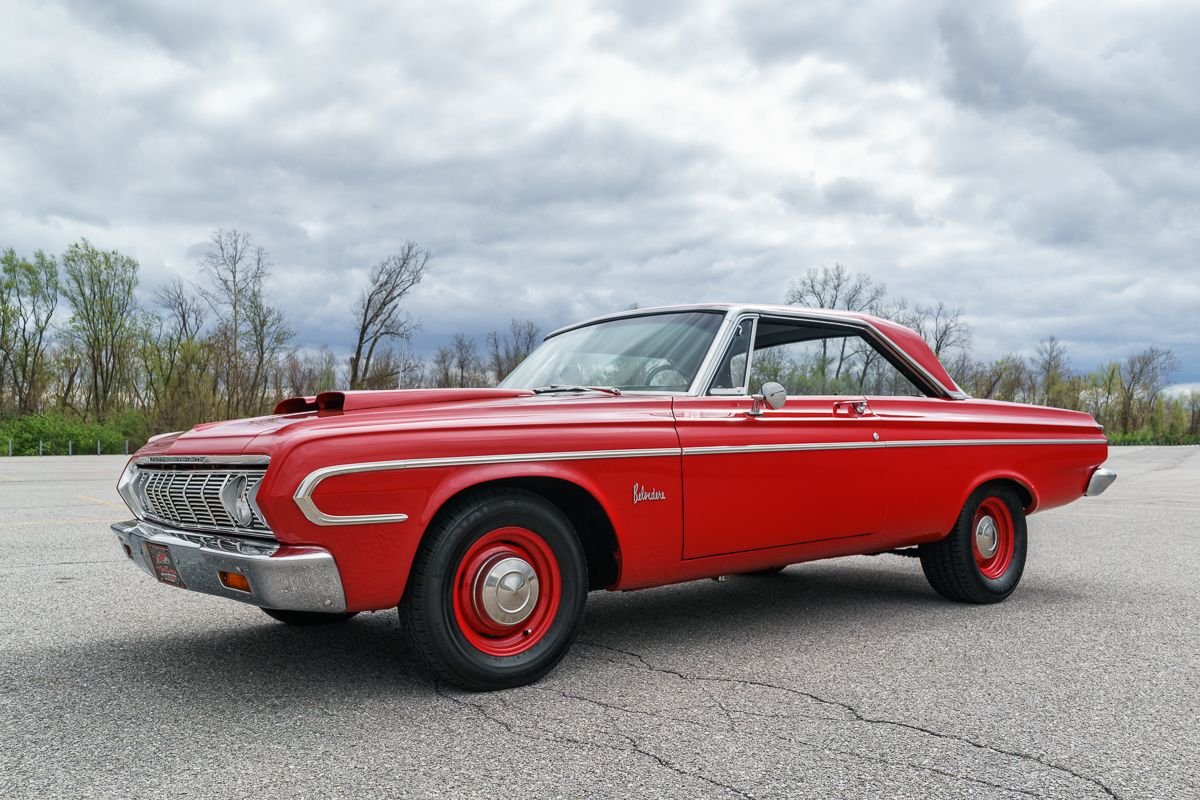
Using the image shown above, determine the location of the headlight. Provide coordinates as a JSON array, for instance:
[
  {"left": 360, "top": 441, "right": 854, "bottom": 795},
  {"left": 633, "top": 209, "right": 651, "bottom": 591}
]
[
  {"left": 116, "top": 460, "right": 145, "bottom": 518},
  {"left": 220, "top": 474, "right": 255, "bottom": 527}
]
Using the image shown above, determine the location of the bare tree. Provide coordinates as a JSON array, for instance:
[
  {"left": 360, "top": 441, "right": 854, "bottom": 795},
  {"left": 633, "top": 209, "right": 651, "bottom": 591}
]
[
  {"left": 786, "top": 264, "right": 886, "bottom": 312},
  {"left": 451, "top": 333, "right": 481, "bottom": 387},
  {"left": 787, "top": 264, "right": 888, "bottom": 379},
  {"left": 284, "top": 347, "right": 339, "bottom": 396},
  {"left": 1185, "top": 391, "right": 1200, "bottom": 436},
  {"left": 243, "top": 291, "right": 294, "bottom": 412},
  {"left": 348, "top": 243, "right": 429, "bottom": 389},
  {"left": 486, "top": 319, "right": 540, "bottom": 382},
  {"left": 1033, "top": 336, "right": 1071, "bottom": 408},
  {"left": 909, "top": 302, "right": 972, "bottom": 360},
  {"left": 196, "top": 229, "right": 271, "bottom": 416},
  {"left": 432, "top": 346, "right": 455, "bottom": 388},
  {"left": 1118, "top": 347, "right": 1179, "bottom": 432},
  {"left": 157, "top": 279, "right": 206, "bottom": 342}
]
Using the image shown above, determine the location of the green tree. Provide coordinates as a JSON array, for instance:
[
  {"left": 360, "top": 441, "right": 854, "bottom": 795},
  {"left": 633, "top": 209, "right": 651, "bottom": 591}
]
[
  {"left": 1, "top": 249, "right": 59, "bottom": 413},
  {"left": 60, "top": 240, "right": 140, "bottom": 417}
]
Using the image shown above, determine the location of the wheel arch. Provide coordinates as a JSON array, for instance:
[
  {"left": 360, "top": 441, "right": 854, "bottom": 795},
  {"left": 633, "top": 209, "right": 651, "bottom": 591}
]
[
  {"left": 961, "top": 471, "right": 1037, "bottom": 514},
  {"left": 422, "top": 472, "right": 622, "bottom": 591}
]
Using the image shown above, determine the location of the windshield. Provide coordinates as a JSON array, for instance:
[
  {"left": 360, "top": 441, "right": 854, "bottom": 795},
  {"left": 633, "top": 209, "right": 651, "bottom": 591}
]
[{"left": 500, "top": 311, "right": 725, "bottom": 393}]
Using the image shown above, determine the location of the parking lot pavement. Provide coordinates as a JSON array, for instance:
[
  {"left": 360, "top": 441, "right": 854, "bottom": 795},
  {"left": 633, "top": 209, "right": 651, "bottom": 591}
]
[{"left": 1, "top": 448, "right": 1197, "bottom": 799}]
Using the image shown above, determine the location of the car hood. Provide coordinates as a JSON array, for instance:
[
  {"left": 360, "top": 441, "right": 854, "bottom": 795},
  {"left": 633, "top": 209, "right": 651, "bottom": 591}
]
[{"left": 134, "top": 388, "right": 674, "bottom": 459}]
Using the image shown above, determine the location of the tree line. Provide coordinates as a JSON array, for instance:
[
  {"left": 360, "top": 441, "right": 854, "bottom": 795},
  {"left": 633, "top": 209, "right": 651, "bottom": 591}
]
[
  {"left": 0, "top": 230, "right": 541, "bottom": 451},
  {"left": 785, "top": 265, "right": 1197, "bottom": 443},
  {"left": 1, "top": 241, "right": 1195, "bottom": 453}
]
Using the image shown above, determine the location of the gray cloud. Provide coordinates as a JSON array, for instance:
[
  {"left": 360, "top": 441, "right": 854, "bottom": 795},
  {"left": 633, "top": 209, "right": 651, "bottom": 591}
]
[{"left": 0, "top": 0, "right": 1196, "bottom": 384}]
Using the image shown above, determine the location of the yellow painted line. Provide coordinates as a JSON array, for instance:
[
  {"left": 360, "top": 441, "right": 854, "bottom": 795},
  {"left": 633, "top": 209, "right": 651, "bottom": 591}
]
[{"left": 75, "top": 494, "right": 128, "bottom": 510}]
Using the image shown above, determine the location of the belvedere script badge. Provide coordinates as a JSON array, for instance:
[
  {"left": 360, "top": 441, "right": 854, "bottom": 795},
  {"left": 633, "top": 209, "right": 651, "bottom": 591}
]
[{"left": 633, "top": 483, "right": 666, "bottom": 505}]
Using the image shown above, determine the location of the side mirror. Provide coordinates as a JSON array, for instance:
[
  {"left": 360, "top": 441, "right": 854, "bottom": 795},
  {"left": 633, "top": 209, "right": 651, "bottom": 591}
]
[{"left": 749, "top": 382, "right": 787, "bottom": 416}]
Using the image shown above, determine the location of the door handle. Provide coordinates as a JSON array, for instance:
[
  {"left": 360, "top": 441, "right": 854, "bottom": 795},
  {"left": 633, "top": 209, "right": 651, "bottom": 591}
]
[{"left": 833, "top": 399, "right": 872, "bottom": 417}]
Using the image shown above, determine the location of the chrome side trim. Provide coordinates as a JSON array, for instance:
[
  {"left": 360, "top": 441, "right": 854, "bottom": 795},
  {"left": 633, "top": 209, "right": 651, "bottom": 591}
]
[
  {"left": 293, "top": 447, "right": 684, "bottom": 526},
  {"left": 885, "top": 438, "right": 1107, "bottom": 448},
  {"left": 682, "top": 438, "right": 1104, "bottom": 457},
  {"left": 1085, "top": 467, "right": 1117, "bottom": 496},
  {"left": 684, "top": 441, "right": 883, "bottom": 456},
  {"left": 292, "top": 438, "right": 1105, "bottom": 527}
]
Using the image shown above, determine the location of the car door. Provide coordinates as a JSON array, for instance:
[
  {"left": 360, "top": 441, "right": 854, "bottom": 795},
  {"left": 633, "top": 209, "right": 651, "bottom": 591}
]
[{"left": 674, "top": 315, "right": 889, "bottom": 559}]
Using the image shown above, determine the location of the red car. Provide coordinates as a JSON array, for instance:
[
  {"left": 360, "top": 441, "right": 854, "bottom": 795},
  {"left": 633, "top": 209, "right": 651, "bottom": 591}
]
[{"left": 112, "top": 304, "right": 1115, "bottom": 689}]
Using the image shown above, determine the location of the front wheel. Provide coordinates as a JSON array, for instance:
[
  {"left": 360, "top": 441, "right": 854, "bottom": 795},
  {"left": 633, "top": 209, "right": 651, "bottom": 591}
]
[
  {"left": 919, "top": 484, "right": 1027, "bottom": 604},
  {"left": 400, "top": 489, "right": 587, "bottom": 690}
]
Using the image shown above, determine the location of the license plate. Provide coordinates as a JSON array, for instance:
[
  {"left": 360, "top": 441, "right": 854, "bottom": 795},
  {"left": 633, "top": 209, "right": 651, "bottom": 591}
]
[{"left": 145, "top": 542, "right": 186, "bottom": 588}]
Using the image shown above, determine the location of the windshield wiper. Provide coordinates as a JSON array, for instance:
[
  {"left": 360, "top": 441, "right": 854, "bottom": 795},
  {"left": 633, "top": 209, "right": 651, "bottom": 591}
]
[{"left": 531, "top": 384, "right": 623, "bottom": 396}]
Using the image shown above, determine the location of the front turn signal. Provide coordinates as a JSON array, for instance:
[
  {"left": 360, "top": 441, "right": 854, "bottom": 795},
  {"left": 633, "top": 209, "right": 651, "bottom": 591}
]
[{"left": 219, "top": 571, "right": 251, "bottom": 593}]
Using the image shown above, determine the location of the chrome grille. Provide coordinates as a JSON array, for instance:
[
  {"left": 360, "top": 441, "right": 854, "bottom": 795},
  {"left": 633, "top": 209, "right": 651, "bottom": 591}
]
[{"left": 132, "top": 466, "right": 273, "bottom": 538}]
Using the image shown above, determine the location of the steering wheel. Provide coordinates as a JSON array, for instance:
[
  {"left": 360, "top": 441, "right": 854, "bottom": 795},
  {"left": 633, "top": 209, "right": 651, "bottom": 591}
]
[{"left": 645, "top": 363, "right": 688, "bottom": 387}]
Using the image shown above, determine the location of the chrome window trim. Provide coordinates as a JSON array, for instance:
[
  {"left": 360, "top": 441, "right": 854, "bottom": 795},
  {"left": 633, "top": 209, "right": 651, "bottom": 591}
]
[
  {"left": 738, "top": 313, "right": 946, "bottom": 400},
  {"left": 505, "top": 308, "right": 726, "bottom": 398},
  {"left": 548, "top": 305, "right": 969, "bottom": 400},
  {"left": 696, "top": 313, "right": 759, "bottom": 397},
  {"left": 293, "top": 438, "right": 1105, "bottom": 526},
  {"left": 686, "top": 311, "right": 747, "bottom": 396}
]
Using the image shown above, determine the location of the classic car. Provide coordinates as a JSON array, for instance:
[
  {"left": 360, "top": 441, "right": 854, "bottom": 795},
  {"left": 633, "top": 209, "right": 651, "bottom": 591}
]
[{"left": 111, "top": 304, "right": 1116, "bottom": 690}]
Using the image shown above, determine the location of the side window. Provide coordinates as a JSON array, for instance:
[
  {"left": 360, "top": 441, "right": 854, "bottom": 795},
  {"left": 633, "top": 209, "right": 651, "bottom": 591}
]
[
  {"left": 747, "top": 320, "right": 925, "bottom": 397},
  {"left": 707, "top": 318, "right": 754, "bottom": 394}
]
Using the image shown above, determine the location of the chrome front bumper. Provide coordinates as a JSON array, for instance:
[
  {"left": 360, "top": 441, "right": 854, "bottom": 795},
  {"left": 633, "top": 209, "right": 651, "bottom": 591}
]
[
  {"left": 1085, "top": 467, "right": 1117, "bottom": 497},
  {"left": 111, "top": 519, "right": 347, "bottom": 613}
]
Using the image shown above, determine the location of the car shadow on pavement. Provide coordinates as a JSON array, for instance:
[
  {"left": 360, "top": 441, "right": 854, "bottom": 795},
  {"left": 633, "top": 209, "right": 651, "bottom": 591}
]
[{"left": 15, "top": 559, "right": 1084, "bottom": 707}]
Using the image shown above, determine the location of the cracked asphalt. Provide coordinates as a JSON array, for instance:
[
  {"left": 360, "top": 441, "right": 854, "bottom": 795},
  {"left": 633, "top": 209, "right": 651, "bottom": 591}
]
[{"left": 1, "top": 447, "right": 1197, "bottom": 799}]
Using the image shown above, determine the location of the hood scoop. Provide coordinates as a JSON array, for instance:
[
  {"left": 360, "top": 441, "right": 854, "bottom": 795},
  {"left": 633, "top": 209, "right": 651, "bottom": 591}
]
[{"left": 274, "top": 388, "right": 533, "bottom": 415}]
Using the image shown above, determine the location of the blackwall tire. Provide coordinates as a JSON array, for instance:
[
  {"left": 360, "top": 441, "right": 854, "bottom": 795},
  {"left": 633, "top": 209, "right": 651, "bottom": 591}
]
[
  {"left": 260, "top": 608, "right": 358, "bottom": 625},
  {"left": 400, "top": 488, "right": 587, "bottom": 691},
  {"left": 919, "top": 483, "right": 1027, "bottom": 604}
]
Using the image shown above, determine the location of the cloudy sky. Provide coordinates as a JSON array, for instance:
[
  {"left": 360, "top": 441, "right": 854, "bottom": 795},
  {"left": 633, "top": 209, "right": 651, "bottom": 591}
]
[{"left": 2, "top": 0, "right": 1198, "bottom": 385}]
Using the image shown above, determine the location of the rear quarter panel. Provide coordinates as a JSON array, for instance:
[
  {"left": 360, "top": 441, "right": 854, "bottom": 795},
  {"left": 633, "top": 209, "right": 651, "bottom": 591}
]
[{"left": 870, "top": 397, "right": 1108, "bottom": 546}]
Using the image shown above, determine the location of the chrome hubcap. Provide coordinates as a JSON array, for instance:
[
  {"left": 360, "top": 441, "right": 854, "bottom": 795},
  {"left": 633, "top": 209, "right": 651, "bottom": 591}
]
[
  {"left": 475, "top": 556, "right": 539, "bottom": 626},
  {"left": 975, "top": 515, "right": 999, "bottom": 558}
]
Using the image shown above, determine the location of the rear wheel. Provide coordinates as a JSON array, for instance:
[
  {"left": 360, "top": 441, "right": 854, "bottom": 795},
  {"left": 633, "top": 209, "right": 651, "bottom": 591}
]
[
  {"left": 260, "top": 608, "right": 358, "bottom": 625},
  {"left": 401, "top": 489, "right": 587, "bottom": 690},
  {"left": 919, "top": 484, "right": 1027, "bottom": 604}
]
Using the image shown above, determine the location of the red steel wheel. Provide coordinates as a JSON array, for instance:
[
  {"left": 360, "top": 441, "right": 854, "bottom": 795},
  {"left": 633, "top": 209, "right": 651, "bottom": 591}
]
[
  {"left": 972, "top": 497, "right": 1015, "bottom": 580},
  {"left": 401, "top": 488, "right": 587, "bottom": 690},
  {"left": 452, "top": 526, "right": 562, "bottom": 657}
]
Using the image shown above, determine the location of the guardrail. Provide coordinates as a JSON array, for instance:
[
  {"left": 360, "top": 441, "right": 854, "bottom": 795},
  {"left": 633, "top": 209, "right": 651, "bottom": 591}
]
[{"left": 6, "top": 439, "right": 130, "bottom": 456}]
